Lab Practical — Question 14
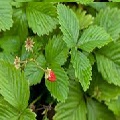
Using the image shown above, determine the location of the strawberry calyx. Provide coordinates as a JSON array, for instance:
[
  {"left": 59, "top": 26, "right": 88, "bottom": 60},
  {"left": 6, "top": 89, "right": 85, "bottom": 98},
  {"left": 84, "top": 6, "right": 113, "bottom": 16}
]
[{"left": 45, "top": 67, "right": 56, "bottom": 82}]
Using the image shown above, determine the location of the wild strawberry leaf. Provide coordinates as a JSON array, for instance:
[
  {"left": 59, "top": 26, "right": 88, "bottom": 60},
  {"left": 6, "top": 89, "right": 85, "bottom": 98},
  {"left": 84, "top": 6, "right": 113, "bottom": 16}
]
[
  {"left": 96, "top": 41, "right": 120, "bottom": 86},
  {"left": 19, "top": 109, "right": 36, "bottom": 120},
  {"left": 0, "top": 95, "right": 36, "bottom": 120},
  {"left": 57, "top": 4, "right": 79, "bottom": 48},
  {"left": 7, "top": 7, "right": 28, "bottom": 41},
  {"left": 106, "top": 96, "right": 120, "bottom": 116},
  {"left": 87, "top": 98, "right": 116, "bottom": 120},
  {"left": 25, "top": 54, "right": 46, "bottom": 86},
  {"left": 95, "top": 7, "right": 120, "bottom": 40},
  {"left": 71, "top": 49, "right": 92, "bottom": 91},
  {"left": 74, "top": 8, "right": 94, "bottom": 30},
  {"left": 26, "top": 2, "right": 58, "bottom": 36},
  {"left": 0, "top": 95, "right": 19, "bottom": 120},
  {"left": 0, "top": 1, "right": 13, "bottom": 31},
  {"left": 45, "top": 35, "right": 68, "bottom": 65},
  {"left": 88, "top": 68, "right": 120, "bottom": 101},
  {"left": 77, "top": 25, "right": 112, "bottom": 53},
  {"left": 0, "top": 36, "right": 20, "bottom": 54},
  {"left": 53, "top": 81, "right": 87, "bottom": 120},
  {"left": 0, "top": 53, "right": 14, "bottom": 64},
  {"left": 45, "top": 64, "right": 69, "bottom": 102},
  {"left": 0, "top": 61, "right": 29, "bottom": 111}
]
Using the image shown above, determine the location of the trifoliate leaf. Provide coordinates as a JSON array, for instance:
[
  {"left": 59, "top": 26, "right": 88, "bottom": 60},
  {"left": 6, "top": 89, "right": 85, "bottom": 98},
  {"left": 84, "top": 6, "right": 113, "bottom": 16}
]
[
  {"left": 106, "top": 96, "right": 120, "bottom": 116},
  {"left": 0, "top": 1, "right": 13, "bottom": 31},
  {"left": 25, "top": 54, "right": 46, "bottom": 86},
  {"left": 26, "top": 2, "right": 58, "bottom": 36},
  {"left": 77, "top": 25, "right": 112, "bottom": 52},
  {"left": 53, "top": 81, "right": 87, "bottom": 120},
  {"left": 45, "top": 35, "right": 68, "bottom": 65},
  {"left": 71, "top": 49, "right": 92, "bottom": 91},
  {"left": 96, "top": 41, "right": 120, "bottom": 86},
  {"left": 0, "top": 61, "right": 29, "bottom": 111},
  {"left": 45, "top": 64, "right": 69, "bottom": 102},
  {"left": 19, "top": 109, "right": 36, "bottom": 120},
  {"left": 87, "top": 98, "right": 116, "bottom": 120},
  {"left": 57, "top": 4, "right": 79, "bottom": 48},
  {"left": 88, "top": 67, "right": 120, "bottom": 101},
  {"left": 94, "top": 7, "right": 120, "bottom": 40}
]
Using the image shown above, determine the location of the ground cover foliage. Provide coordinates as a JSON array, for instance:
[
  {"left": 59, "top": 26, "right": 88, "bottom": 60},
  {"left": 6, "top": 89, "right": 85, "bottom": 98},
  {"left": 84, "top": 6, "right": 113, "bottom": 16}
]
[{"left": 0, "top": 1, "right": 120, "bottom": 120}]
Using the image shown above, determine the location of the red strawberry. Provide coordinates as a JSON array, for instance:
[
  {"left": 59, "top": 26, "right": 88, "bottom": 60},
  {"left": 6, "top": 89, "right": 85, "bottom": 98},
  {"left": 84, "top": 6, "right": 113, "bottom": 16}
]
[
  {"left": 45, "top": 68, "right": 56, "bottom": 82},
  {"left": 48, "top": 70, "right": 56, "bottom": 81}
]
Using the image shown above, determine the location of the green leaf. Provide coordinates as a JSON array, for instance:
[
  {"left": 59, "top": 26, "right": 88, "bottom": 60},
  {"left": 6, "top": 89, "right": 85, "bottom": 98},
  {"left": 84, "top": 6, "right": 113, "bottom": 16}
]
[
  {"left": 0, "top": 53, "right": 14, "bottom": 64},
  {"left": 106, "top": 2, "right": 120, "bottom": 9},
  {"left": 106, "top": 96, "right": 120, "bottom": 116},
  {"left": 89, "top": 2, "right": 107, "bottom": 11},
  {"left": 53, "top": 81, "right": 87, "bottom": 120},
  {"left": 25, "top": 54, "right": 46, "bottom": 86},
  {"left": 109, "top": 0, "right": 120, "bottom": 1},
  {"left": 19, "top": 109, "right": 36, "bottom": 120},
  {"left": 44, "top": 0, "right": 73, "bottom": 1},
  {"left": 45, "top": 64, "right": 69, "bottom": 102},
  {"left": 43, "top": 0, "right": 93, "bottom": 2},
  {"left": 0, "top": 1, "right": 13, "bottom": 31},
  {"left": 45, "top": 35, "right": 68, "bottom": 65},
  {"left": 26, "top": 2, "right": 58, "bottom": 36},
  {"left": 94, "top": 7, "right": 120, "bottom": 40},
  {"left": 0, "top": 35, "right": 20, "bottom": 54},
  {"left": 96, "top": 41, "right": 120, "bottom": 86},
  {"left": 74, "top": 8, "right": 94, "bottom": 30},
  {"left": 0, "top": 61, "right": 29, "bottom": 111},
  {"left": 57, "top": 4, "right": 79, "bottom": 48},
  {"left": 0, "top": 96, "right": 36, "bottom": 119},
  {"left": 0, "top": 96, "right": 19, "bottom": 120},
  {"left": 67, "top": 64, "right": 76, "bottom": 81},
  {"left": 15, "top": 0, "right": 33, "bottom": 1},
  {"left": 86, "top": 52, "right": 95, "bottom": 65},
  {"left": 77, "top": 0, "right": 93, "bottom": 4},
  {"left": 87, "top": 98, "right": 116, "bottom": 120},
  {"left": 88, "top": 67, "right": 120, "bottom": 101},
  {"left": 9, "top": 7, "right": 28, "bottom": 41},
  {"left": 71, "top": 49, "right": 92, "bottom": 91},
  {"left": 77, "top": 25, "right": 112, "bottom": 52}
]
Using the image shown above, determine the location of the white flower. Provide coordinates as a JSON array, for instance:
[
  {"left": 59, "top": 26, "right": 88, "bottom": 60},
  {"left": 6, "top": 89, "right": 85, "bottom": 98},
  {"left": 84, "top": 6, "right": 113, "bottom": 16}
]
[{"left": 25, "top": 38, "right": 35, "bottom": 52}]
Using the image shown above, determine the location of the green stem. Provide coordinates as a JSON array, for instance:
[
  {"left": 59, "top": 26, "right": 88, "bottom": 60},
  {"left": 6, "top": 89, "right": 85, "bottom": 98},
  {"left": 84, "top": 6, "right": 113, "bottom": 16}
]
[
  {"left": 33, "top": 60, "right": 46, "bottom": 72},
  {"left": 36, "top": 65, "right": 46, "bottom": 72},
  {"left": 27, "top": 58, "right": 46, "bottom": 72},
  {"left": 30, "top": 95, "right": 42, "bottom": 105},
  {"left": 20, "top": 60, "right": 27, "bottom": 64}
]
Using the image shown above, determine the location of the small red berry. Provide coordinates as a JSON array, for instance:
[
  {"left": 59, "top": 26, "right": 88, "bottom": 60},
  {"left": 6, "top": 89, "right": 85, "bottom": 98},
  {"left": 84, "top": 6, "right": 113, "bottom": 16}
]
[
  {"left": 45, "top": 68, "right": 56, "bottom": 82},
  {"left": 48, "top": 70, "right": 56, "bottom": 81}
]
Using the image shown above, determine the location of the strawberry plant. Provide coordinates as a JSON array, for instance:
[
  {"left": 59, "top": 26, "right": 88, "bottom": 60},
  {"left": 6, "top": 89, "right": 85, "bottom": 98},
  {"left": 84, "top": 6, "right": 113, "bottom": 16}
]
[{"left": 0, "top": 1, "right": 120, "bottom": 120}]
